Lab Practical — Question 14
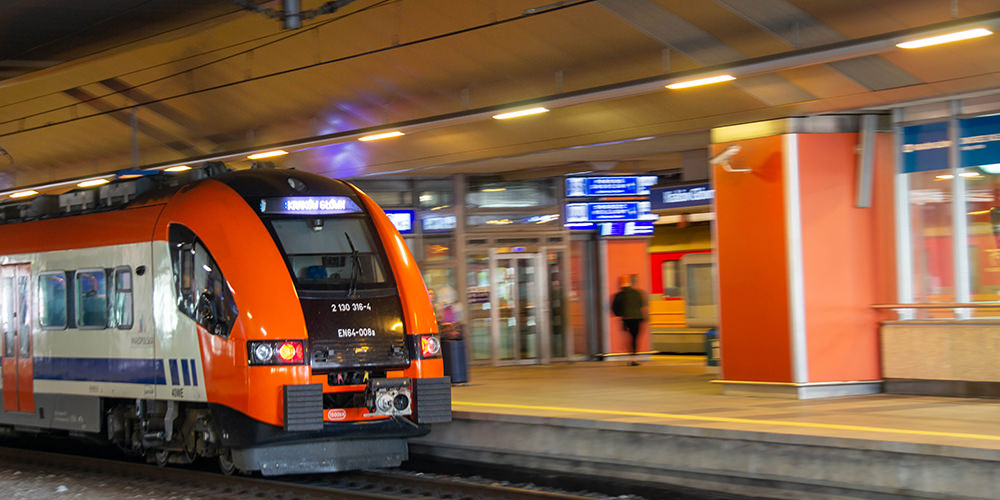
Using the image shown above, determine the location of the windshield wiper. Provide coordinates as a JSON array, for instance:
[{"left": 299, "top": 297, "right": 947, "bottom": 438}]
[{"left": 344, "top": 232, "right": 362, "bottom": 297}]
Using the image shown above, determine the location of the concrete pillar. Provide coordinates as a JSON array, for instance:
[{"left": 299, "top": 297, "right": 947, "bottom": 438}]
[{"left": 710, "top": 117, "right": 895, "bottom": 398}]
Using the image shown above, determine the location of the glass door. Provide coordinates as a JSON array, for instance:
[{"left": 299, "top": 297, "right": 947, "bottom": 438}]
[{"left": 490, "top": 251, "right": 544, "bottom": 364}]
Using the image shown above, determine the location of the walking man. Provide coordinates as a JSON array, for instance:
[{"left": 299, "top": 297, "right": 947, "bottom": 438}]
[{"left": 611, "top": 274, "right": 646, "bottom": 366}]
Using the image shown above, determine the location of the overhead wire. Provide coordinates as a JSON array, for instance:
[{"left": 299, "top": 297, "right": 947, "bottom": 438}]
[
  {"left": 0, "top": 0, "right": 392, "bottom": 118},
  {"left": 0, "top": 0, "right": 595, "bottom": 138}
]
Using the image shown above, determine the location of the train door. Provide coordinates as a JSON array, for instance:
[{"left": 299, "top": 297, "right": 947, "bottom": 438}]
[
  {"left": 1, "top": 264, "right": 33, "bottom": 412},
  {"left": 489, "top": 250, "right": 547, "bottom": 364},
  {"left": 679, "top": 253, "right": 718, "bottom": 328}
]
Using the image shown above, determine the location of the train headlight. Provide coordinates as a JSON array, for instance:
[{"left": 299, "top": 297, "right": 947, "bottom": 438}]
[
  {"left": 248, "top": 340, "right": 306, "bottom": 365},
  {"left": 253, "top": 343, "right": 274, "bottom": 363}
]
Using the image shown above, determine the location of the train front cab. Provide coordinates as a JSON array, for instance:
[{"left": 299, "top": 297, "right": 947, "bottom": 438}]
[{"left": 155, "top": 170, "right": 450, "bottom": 475}]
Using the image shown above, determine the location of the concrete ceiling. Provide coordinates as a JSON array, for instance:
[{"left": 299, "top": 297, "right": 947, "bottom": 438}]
[{"left": 2, "top": 0, "right": 1000, "bottom": 190}]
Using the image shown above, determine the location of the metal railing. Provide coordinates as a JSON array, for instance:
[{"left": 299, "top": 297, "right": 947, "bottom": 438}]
[{"left": 872, "top": 302, "right": 1000, "bottom": 322}]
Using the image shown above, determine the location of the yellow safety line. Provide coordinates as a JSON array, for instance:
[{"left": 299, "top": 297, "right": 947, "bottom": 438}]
[{"left": 453, "top": 401, "right": 1000, "bottom": 442}]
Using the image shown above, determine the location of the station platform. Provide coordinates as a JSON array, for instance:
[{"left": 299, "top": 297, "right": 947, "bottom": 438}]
[{"left": 410, "top": 356, "right": 1000, "bottom": 499}]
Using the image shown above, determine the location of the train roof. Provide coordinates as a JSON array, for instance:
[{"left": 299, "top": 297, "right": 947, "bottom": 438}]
[{"left": 0, "top": 166, "right": 357, "bottom": 226}]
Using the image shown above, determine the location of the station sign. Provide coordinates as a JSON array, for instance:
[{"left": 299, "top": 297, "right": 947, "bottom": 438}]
[
  {"left": 902, "top": 116, "right": 1000, "bottom": 173},
  {"left": 564, "top": 201, "right": 657, "bottom": 223},
  {"left": 384, "top": 209, "right": 414, "bottom": 234},
  {"left": 650, "top": 183, "right": 714, "bottom": 211},
  {"left": 960, "top": 114, "right": 1000, "bottom": 172},
  {"left": 565, "top": 221, "right": 654, "bottom": 236},
  {"left": 565, "top": 176, "right": 658, "bottom": 198},
  {"left": 600, "top": 221, "right": 654, "bottom": 236},
  {"left": 901, "top": 122, "right": 949, "bottom": 173}
]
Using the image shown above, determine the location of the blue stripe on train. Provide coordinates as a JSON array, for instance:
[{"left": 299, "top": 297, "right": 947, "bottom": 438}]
[
  {"left": 169, "top": 359, "right": 180, "bottom": 385},
  {"left": 33, "top": 357, "right": 167, "bottom": 385}
]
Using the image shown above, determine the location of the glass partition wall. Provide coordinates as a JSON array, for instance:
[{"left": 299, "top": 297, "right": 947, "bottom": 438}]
[
  {"left": 896, "top": 96, "right": 1000, "bottom": 319},
  {"left": 353, "top": 176, "right": 574, "bottom": 365}
]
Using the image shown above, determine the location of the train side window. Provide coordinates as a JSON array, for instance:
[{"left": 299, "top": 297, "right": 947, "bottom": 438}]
[
  {"left": 662, "top": 260, "right": 680, "bottom": 298},
  {"left": 76, "top": 269, "right": 108, "bottom": 329},
  {"left": 169, "top": 224, "right": 238, "bottom": 338},
  {"left": 38, "top": 272, "right": 68, "bottom": 330},
  {"left": 113, "top": 267, "right": 133, "bottom": 330}
]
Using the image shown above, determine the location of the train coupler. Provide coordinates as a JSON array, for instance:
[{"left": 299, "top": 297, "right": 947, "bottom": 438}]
[{"left": 364, "top": 378, "right": 412, "bottom": 417}]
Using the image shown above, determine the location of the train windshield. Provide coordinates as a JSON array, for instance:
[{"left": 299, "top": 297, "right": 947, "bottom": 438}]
[{"left": 270, "top": 216, "right": 393, "bottom": 293}]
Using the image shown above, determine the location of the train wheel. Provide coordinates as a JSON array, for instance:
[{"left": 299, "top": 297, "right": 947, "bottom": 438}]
[
  {"left": 154, "top": 449, "right": 170, "bottom": 467},
  {"left": 181, "top": 446, "right": 197, "bottom": 464},
  {"left": 218, "top": 448, "right": 238, "bottom": 476}
]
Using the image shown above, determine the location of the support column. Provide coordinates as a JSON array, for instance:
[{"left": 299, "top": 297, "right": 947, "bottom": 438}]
[{"left": 710, "top": 117, "right": 895, "bottom": 398}]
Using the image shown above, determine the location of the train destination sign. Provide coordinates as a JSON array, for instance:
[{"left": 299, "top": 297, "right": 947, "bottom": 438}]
[
  {"left": 564, "top": 201, "right": 656, "bottom": 223},
  {"left": 565, "top": 176, "right": 658, "bottom": 197},
  {"left": 650, "top": 183, "right": 714, "bottom": 211},
  {"left": 259, "top": 196, "right": 363, "bottom": 215}
]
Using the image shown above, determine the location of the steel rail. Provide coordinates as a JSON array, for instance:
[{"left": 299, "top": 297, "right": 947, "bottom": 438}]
[{"left": 0, "top": 445, "right": 601, "bottom": 500}]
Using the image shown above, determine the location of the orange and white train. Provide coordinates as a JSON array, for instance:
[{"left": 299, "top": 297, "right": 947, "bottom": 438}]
[{"left": 0, "top": 167, "right": 450, "bottom": 475}]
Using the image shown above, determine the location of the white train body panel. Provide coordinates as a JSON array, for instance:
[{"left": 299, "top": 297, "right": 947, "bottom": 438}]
[{"left": 0, "top": 241, "right": 207, "bottom": 412}]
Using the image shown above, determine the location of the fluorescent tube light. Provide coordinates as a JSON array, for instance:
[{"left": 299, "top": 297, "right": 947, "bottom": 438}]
[
  {"left": 358, "top": 131, "right": 405, "bottom": 142},
  {"left": 164, "top": 165, "right": 191, "bottom": 172},
  {"left": 897, "top": 28, "right": 992, "bottom": 49},
  {"left": 247, "top": 150, "right": 288, "bottom": 160},
  {"left": 78, "top": 179, "right": 110, "bottom": 188},
  {"left": 666, "top": 74, "right": 736, "bottom": 89},
  {"left": 492, "top": 107, "right": 549, "bottom": 120},
  {"left": 9, "top": 190, "right": 38, "bottom": 199}
]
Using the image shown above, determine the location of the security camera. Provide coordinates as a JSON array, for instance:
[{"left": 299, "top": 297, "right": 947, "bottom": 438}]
[
  {"left": 710, "top": 145, "right": 741, "bottom": 165},
  {"left": 709, "top": 145, "right": 750, "bottom": 173}
]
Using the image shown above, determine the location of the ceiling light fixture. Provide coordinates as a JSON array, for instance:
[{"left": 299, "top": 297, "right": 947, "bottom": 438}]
[
  {"left": 666, "top": 74, "right": 736, "bottom": 89},
  {"left": 492, "top": 107, "right": 549, "bottom": 120},
  {"left": 9, "top": 190, "right": 38, "bottom": 199},
  {"left": 936, "top": 174, "right": 955, "bottom": 180},
  {"left": 358, "top": 130, "right": 405, "bottom": 142},
  {"left": 164, "top": 165, "right": 191, "bottom": 173},
  {"left": 247, "top": 150, "right": 288, "bottom": 160},
  {"left": 78, "top": 179, "right": 110, "bottom": 188},
  {"left": 896, "top": 27, "right": 992, "bottom": 48}
]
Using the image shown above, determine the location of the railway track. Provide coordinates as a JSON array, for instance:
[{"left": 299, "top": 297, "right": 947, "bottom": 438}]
[{"left": 0, "top": 446, "right": 613, "bottom": 500}]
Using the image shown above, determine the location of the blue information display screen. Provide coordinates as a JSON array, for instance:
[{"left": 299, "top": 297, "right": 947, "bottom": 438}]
[
  {"left": 565, "top": 176, "right": 658, "bottom": 197},
  {"left": 564, "top": 201, "right": 656, "bottom": 223},
  {"left": 384, "top": 209, "right": 415, "bottom": 234},
  {"left": 565, "top": 221, "right": 654, "bottom": 236},
  {"left": 259, "top": 196, "right": 363, "bottom": 215}
]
